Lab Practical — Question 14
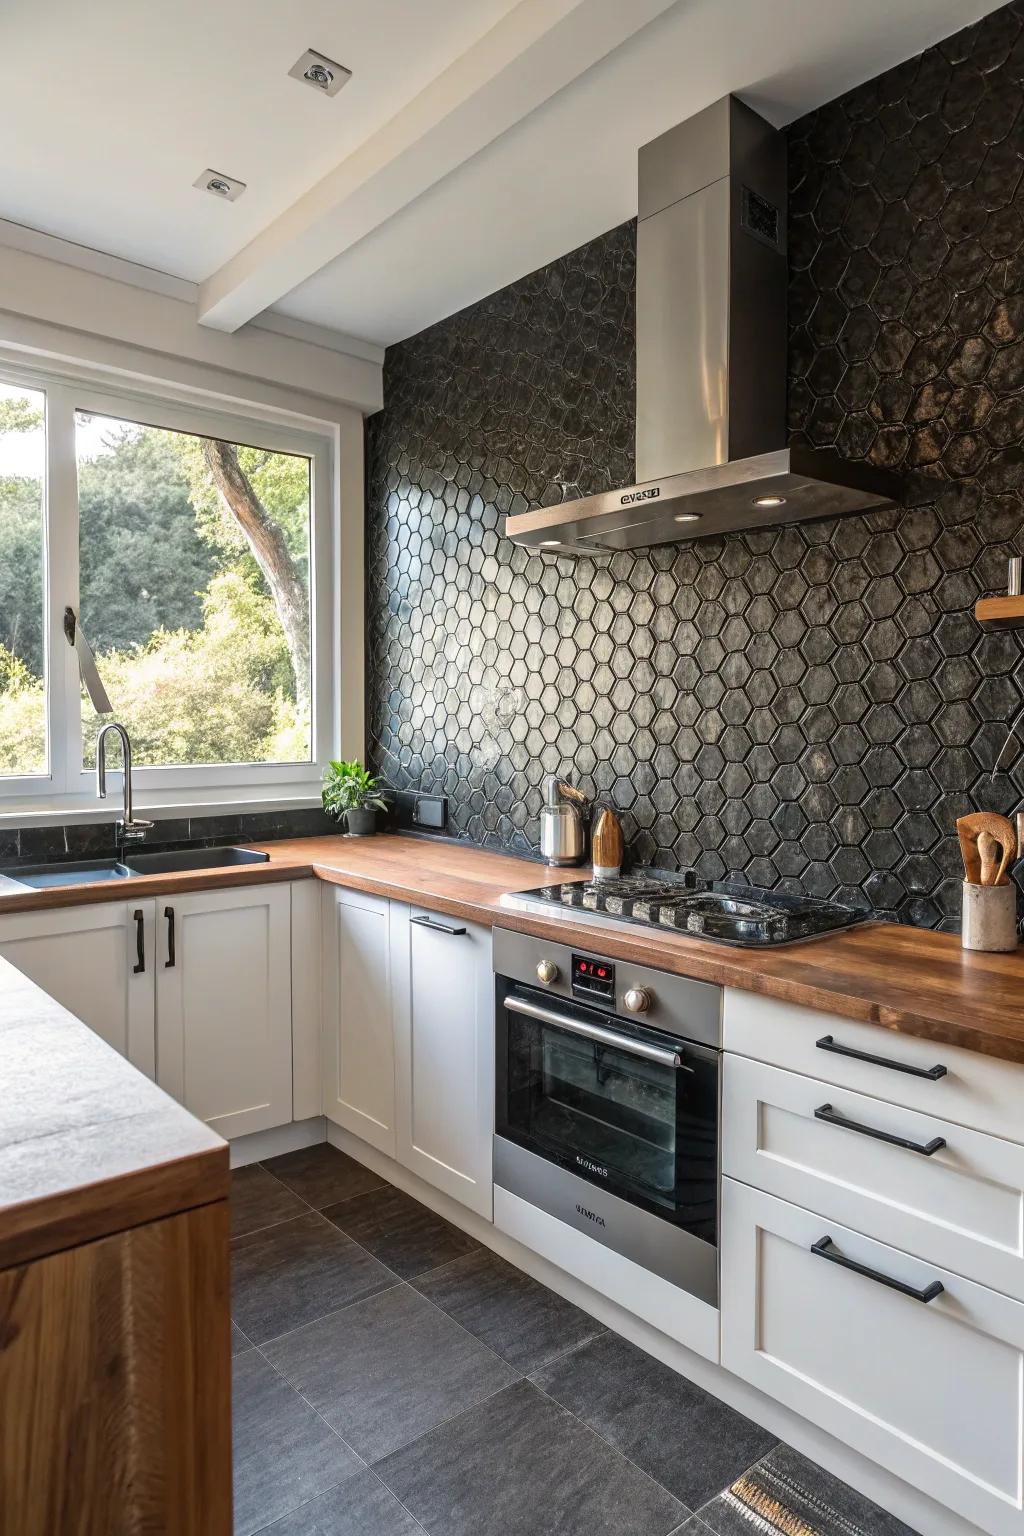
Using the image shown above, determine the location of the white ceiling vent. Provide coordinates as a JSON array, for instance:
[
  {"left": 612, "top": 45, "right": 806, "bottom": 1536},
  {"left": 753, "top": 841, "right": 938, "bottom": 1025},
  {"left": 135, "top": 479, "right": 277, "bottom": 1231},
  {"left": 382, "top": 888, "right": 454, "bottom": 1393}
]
[
  {"left": 289, "top": 48, "right": 352, "bottom": 98},
  {"left": 193, "top": 168, "right": 246, "bottom": 201}
]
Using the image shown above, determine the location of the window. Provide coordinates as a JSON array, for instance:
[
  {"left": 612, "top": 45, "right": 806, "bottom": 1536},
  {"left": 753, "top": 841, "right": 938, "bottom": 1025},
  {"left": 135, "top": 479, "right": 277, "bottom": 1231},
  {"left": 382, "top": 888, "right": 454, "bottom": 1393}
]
[{"left": 0, "top": 365, "right": 333, "bottom": 805}]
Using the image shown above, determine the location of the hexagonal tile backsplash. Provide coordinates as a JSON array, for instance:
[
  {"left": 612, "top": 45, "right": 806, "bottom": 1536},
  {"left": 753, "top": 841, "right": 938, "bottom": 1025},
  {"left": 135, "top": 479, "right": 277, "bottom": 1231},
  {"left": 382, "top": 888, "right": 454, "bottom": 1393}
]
[{"left": 367, "top": 1, "right": 1024, "bottom": 929}]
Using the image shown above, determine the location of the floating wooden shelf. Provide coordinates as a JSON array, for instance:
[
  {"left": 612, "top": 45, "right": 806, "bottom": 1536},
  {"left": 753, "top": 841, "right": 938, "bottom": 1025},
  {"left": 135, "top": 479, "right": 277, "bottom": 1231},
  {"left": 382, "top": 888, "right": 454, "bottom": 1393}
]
[{"left": 976, "top": 595, "right": 1024, "bottom": 630}]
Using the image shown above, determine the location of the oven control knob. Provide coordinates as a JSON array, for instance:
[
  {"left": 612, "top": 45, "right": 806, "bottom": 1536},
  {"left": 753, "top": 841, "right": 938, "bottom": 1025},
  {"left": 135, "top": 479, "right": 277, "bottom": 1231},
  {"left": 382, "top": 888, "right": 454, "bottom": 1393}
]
[
  {"left": 536, "top": 959, "right": 559, "bottom": 986},
  {"left": 623, "top": 985, "right": 652, "bottom": 1015}
]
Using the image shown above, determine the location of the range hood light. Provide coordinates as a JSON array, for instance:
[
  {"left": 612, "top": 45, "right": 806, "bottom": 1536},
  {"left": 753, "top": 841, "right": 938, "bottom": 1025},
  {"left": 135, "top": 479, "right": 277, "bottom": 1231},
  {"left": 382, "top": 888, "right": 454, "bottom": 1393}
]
[
  {"left": 752, "top": 495, "right": 786, "bottom": 508},
  {"left": 673, "top": 512, "right": 702, "bottom": 523},
  {"left": 539, "top": 539, "right": 561, "bottom": 547}
]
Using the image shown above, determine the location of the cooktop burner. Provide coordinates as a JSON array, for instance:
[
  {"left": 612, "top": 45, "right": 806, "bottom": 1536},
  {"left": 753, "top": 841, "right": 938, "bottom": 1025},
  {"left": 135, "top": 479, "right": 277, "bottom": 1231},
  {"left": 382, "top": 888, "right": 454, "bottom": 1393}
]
[{"left": 503, "top": 871, "right": 869, "bottom": 947}]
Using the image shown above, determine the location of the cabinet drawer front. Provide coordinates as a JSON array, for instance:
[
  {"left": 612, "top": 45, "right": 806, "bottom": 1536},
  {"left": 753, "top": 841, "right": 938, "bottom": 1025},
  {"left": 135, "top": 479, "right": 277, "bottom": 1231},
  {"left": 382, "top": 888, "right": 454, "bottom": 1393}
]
[
  {"left": 724, "top": 988, "right": 1024, "bottom": 1145},
  {"left": 724, "top": 1055, "right": 1024, "bottom": 1300},
  {"left": 722, "top": 1179, "right": 1024, "bottom": 1536}
]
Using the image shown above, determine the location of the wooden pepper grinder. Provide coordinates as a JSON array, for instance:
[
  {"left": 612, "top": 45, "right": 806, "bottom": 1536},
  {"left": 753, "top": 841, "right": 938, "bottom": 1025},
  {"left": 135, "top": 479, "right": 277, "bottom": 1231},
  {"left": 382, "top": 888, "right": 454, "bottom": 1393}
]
[{"left": 592, "top": 807, "right": 624, "bottom": 881}]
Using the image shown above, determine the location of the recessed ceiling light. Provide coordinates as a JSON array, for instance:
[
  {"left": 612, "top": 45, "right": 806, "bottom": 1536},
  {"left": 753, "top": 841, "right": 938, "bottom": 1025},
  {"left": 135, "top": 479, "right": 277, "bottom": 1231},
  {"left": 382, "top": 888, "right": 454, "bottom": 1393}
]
[
  {"left": 289, "top": 48, "right": 352, "bottom": 97},
  {"left": 752, "top": 494, "right": 786, "bottom": 508},
  {"left": 193, "top": 168, "right": 246, "bottom": 201},
  {"left": 673, "top": 512, "right": 701, "bottom": 523}
]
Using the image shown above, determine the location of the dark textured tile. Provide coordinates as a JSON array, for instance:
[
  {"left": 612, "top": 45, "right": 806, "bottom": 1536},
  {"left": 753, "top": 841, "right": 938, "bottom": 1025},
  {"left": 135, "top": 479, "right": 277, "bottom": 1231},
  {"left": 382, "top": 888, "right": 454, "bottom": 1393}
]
[
  {"left": 231, "top": 1164, "right": 308, "bottom": 1240},
  {"left": 533, "top": 1332, "right": 777, "bottom": 1511},
  {"left": 231, "top": 1212, "right": 397, "bottom": 1344},
  {"left": 695, "top": 1444, "right": 920, "bottom": 1536},
  {"left": 231, "top": 1320, "right": 252, "bottom": 1356},
  {"left": 376, "top": 1379, "right": 686, "bottom": 1536},
  {"left": 412, "top": 1248, "right": 605, "bottom": 1373},
  {"left": 360, "top": 0, "right": 1024, "bottom": 934},
  {"left": 262, "top": 1282, "right": 519, "bottom": 1463},
  {"left": 18, "top": 824, "right": 66, "bottom": 860},
  {"left": 258, "top": 1469, "right": 426, "bottom": 1535},
  {"left": 324, "top": 1184, "right": 480, "bottom": 1280},
  {"left": 232, "top": 1349, "right": 362, "bottom": 1536},
  {"left": 263, "top": 1145, "right": 387, "bottom": 1211}
]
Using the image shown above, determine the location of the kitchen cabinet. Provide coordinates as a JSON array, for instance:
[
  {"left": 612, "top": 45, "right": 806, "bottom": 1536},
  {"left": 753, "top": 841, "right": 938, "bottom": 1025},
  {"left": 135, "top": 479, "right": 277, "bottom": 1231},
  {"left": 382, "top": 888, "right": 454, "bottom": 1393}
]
[
  {"left": 0, "top": 900, "right": 155, "bottom": 1075},
  {"left": 322, "top": 885, "right": 398, "bottom": 1157},
  {"left": 156, "top": 883, "right": 292, "bottom": 1140},
  {"left": 392, "top": 905, "right": 494, "bottom": 1219},
  {"left": 721, "top": 1177, "right": 1024, "bottom": 1536}
]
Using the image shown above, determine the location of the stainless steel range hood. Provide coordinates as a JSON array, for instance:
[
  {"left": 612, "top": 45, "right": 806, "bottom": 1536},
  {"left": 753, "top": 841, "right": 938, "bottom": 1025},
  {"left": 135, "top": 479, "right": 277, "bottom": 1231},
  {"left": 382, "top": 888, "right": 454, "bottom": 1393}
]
[{"left": 506, "top": 96, "right": 901, "bottom": 555}]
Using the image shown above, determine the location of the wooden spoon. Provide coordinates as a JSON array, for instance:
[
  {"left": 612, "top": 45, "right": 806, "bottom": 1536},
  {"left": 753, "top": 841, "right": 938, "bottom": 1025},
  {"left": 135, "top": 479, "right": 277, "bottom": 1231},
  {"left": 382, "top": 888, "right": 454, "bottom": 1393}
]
[{"left": 957, "top": 812, "right": 1017, "bottom": 887}]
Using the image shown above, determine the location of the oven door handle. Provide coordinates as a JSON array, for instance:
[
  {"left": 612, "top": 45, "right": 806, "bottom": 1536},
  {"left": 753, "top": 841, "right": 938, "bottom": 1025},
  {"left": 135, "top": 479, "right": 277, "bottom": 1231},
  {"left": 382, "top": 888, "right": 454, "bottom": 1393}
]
[{"left": 504, "top": 994, "right": 687, "bottom": 1069}]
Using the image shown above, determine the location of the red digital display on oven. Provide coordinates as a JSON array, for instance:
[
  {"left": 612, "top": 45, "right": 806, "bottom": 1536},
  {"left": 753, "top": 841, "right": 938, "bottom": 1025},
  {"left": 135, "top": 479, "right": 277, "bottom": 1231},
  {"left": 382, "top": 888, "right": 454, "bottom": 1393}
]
[{"left": 571, "top": 953, "right": 616, "bottom": 1003}]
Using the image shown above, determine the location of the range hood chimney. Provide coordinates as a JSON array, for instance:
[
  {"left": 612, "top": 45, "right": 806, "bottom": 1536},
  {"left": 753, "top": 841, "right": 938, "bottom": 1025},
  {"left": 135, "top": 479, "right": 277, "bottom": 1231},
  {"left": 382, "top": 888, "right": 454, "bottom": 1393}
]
[{"left": 506, "top": 95, "right": 900, "bottom": 555}]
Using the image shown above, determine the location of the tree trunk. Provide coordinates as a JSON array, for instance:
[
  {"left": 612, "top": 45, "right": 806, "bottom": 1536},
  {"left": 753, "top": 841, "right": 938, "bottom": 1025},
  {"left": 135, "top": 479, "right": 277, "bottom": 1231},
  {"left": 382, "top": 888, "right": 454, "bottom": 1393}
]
[{"left": 202, "top": 440, "right": 310, "bottom": 713}]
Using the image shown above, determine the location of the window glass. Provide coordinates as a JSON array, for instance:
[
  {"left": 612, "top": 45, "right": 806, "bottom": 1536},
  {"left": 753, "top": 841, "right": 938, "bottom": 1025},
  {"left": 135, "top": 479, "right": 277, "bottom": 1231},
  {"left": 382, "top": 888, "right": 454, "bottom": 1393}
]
[
  {"left": 0, "top": 383, "right": 47, "bottom": 776},
  {"left": 76, "top": 412, "right": 313, "bottom": 768}
]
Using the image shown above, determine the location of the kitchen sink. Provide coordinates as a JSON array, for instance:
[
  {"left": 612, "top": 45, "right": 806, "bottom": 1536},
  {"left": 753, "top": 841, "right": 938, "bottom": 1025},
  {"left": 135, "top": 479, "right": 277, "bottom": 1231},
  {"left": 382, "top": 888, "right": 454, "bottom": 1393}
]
[
  {"left": 123, "top": 846, "right": 270, "bottom": 875},
  {"left": 0, "top": 846, "right": 270, "bottom": 889},
  {"left": 5, "top": 858, "right": 136, "bottom": 889}
]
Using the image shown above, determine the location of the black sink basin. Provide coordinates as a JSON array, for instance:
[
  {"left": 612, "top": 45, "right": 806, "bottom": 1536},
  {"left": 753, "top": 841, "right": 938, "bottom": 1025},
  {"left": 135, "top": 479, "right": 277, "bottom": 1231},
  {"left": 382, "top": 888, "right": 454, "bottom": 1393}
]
[{"left": 125, "top": 846, "right": 271, "bottom": 875}]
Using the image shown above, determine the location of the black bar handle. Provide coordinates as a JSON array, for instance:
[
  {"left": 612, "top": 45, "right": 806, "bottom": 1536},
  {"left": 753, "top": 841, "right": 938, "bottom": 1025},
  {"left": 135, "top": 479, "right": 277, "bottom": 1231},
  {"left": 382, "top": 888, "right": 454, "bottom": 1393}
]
[
  {"left": 164, "top": 906, "right": 175, "bottom": 968},
  {"left": 811, "top": 1235, "right": 944, "bottom": 1304},
  {"left": 133, "top": 909, "right": 145, "bottom": 974},
  {"left": 410, "top": 913, "right": 467, "bottom": 936},
  {"left": 816, "top": 1034, "right": 947, "bottom": 1081},
  {"left": 815, "top": 1103, "right": 946, "bottom": 1156}
]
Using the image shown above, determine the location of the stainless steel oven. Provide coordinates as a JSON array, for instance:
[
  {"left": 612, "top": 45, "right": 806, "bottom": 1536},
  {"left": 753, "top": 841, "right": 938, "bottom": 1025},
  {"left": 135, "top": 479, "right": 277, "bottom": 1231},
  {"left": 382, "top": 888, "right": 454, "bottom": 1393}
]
[{"left": 493, "top": 927, "right": 722, "bottom": 1305}]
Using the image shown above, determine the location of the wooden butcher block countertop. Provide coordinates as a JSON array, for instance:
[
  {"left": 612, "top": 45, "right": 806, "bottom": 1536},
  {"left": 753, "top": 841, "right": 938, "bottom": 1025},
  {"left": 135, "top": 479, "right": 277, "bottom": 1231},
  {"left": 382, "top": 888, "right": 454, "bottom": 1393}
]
[
  {"left": 0, "top": 832, "right": 1022, "bottom": 1063},
  {"left": 0, "top": 956, "right": 227, "bottom": 1268}
]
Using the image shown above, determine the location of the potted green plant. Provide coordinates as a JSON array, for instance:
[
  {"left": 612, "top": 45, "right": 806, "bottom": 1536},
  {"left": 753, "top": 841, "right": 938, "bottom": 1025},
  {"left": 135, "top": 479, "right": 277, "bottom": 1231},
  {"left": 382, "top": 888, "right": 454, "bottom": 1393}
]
[{"left": 321, "top": 759, "right": 388, "bottom": 836}]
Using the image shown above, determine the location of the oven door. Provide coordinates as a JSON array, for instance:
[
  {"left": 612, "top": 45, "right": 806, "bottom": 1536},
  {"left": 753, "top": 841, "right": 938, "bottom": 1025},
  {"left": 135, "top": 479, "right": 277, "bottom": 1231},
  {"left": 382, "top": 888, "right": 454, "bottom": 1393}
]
[{"left": 496, "top": 984, "right": 718, "bottom": 1244}]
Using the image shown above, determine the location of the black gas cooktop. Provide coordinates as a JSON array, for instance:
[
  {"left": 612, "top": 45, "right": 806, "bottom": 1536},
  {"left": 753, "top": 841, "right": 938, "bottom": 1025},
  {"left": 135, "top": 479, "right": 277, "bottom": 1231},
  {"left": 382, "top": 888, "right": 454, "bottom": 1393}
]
[{"left": 503, "top": 871, "right": 869, "bottom": 948}]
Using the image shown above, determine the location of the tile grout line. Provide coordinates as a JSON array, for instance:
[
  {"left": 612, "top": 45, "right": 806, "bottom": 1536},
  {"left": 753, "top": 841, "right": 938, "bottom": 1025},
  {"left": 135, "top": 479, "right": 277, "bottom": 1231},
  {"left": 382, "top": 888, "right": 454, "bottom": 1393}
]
[{"left": 245, "top": 1272, "right": 407, "bottom": 1352}]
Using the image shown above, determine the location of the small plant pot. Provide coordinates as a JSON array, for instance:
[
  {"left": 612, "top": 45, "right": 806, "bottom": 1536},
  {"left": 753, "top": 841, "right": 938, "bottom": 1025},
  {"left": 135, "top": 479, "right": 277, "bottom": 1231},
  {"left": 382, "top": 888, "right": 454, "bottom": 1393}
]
[
  {"left": 346, "top": 807, "right": 377, "bottom": 836},
  {"left": 961, "top": 880, "right": 1018, "bottom": 952}
]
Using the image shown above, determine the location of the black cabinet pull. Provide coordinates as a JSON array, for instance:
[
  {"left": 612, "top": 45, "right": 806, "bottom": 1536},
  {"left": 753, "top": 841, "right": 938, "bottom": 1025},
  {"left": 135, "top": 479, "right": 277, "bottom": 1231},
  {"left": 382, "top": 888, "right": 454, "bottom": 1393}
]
[
  {"left": 816, "top": 1034, "right": 947, "bottom": 1080},
  {"left": 164, "top": 906, "right": 175, "bottom": 968},
  {"left": 815, "top": 1103, "right": 945, "bottom": 1156},
  {"left": 133, "top": 909, "right": 145, "bottom": 974},
  {"left": 811, "top": 1235, "right": 944, "bottom": 1304},
  {"left": 410, "top": 913, "right": 467, "bottom": 936}
]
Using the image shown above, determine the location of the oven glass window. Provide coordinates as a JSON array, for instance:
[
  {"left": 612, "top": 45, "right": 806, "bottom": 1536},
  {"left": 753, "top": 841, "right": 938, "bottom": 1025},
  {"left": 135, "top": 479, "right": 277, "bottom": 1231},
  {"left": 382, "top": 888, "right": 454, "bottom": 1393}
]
[{"left": 501, "top": 992, "right": 717, "bottom": 1237}]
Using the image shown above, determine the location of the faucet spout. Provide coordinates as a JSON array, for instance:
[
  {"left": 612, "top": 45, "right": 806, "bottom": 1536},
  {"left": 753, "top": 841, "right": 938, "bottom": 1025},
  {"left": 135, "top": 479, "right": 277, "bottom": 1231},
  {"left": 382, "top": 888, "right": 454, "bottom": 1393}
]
[{"left": 96, "top": 722, "right": 154, "bottom": 847}]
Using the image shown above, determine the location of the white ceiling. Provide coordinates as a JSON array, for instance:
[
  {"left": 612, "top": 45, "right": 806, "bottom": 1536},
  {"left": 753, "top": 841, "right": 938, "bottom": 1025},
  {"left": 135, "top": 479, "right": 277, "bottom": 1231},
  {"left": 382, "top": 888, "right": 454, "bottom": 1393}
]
[{"left": 0, "top": 0, "right": 1008, "bottom": 351}]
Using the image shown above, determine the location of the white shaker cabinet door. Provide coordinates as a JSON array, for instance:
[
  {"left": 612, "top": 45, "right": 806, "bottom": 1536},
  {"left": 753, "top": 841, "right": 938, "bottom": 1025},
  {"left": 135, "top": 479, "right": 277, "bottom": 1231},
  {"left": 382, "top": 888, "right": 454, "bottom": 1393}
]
[
  {"left": 721, "top": 1177, "right": 1024, "bottom": 1536},
  {"left": 392, "top": 905, "right": 493, "bottom": 1219},
  {"left": 0, "top": 900, "right": 156, "bottom": 1074},
  {"left": 156, "top": 882, "right": 292, "bottom": 1138},
  {"left": 322, "top": 884, "right": 397, "bottom": 1157}
]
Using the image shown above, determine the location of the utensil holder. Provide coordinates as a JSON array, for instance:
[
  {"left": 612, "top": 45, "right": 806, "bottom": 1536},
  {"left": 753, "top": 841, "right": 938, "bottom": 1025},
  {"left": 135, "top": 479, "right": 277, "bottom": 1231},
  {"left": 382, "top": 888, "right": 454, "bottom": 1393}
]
[{"left": 961, "top": 881, "right": 1018, "bottom": 953}]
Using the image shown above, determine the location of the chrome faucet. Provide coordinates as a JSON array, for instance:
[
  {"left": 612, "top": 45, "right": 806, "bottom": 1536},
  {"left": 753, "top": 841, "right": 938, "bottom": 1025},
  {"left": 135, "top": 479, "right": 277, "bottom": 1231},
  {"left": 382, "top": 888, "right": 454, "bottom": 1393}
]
[{"left": 96, "top": 722, "right": 153, "bottom": 848}]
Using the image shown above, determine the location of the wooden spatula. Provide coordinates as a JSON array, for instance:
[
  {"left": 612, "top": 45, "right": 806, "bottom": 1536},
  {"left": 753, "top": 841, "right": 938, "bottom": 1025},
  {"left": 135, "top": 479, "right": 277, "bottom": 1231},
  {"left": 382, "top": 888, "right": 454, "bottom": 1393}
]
[{"left": 957, "top": 813, "right": 1017, "bottom": 886}]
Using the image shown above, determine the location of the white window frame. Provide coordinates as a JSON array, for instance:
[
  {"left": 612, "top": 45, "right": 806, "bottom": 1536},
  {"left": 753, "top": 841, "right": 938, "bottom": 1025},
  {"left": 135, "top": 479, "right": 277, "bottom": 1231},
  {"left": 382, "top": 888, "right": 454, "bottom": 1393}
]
[{"left": 0, "top": 358, "right": 336, "bottom": 808}]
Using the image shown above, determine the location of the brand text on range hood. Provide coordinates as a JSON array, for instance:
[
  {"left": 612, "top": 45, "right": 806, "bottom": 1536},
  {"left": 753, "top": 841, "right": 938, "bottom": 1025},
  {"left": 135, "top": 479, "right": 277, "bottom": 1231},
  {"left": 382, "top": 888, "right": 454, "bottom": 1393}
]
[{"left": 505, "top": 96, "right": 900, "bottom": 554}]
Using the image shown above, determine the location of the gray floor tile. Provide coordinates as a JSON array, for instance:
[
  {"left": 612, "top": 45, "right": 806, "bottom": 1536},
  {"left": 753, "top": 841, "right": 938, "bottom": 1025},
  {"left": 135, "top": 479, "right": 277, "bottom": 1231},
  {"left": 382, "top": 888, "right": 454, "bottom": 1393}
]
[
  {"left": 376, "top": 1378, "right": 687, "bottom": 1536},
  {"left": 533, "top": 1331, "right": 777, "bottom": 1511},
  {"left": 324, "top": 1184, "right": 480, "bottom": 1279},
  {"left": 232, "top": 1320, "right": 253, "bottom": 1356},
  {"left": 696, "top": 1444, "right": 921, "bottom": 1536},
  {"left": 232, "top": 1211, "right": 398, "bottom": 1344},
  {"left": 256, "top": 1468, "right": 426, "bottom": 1535},
  {"left": 231, "top": 1164, "right": 308, "bottom": 1239},
  {"left": 232, "top": 1349, "right": 362, "bottom": 1536},
  {"left": 263, "top": 1282, "right": 520, "bottom": 1464},
  {"left": 263, "top": 1144, "right": 387, "bottom": 1210},
  {"left": 412, "top": 1248, "right": 606, "bottom": 1373}
]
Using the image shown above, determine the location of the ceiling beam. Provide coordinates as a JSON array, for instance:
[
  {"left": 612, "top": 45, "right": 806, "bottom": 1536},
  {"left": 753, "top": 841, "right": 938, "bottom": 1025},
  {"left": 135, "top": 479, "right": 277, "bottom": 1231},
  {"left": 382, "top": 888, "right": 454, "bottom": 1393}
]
[{"left": 197, "top": 0, "right": 681, "bottom": 333}]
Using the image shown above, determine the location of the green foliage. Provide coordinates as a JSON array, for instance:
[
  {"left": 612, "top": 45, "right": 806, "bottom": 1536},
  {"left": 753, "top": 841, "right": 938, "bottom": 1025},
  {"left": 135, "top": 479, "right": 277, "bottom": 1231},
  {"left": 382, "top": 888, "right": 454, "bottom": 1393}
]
[
  {"left": 78, "top": 425, "right": 218, "bottom": 654},
  {"left": 0, "top": 644, "right": 45, "bottom": 775},
  {"left": 0, "top": 473, "right": 44, "bottom": 674},
  {"left": 321, "top": 759, "right": 388, "bottom": 818},
  {"left": 0, "top": 396, "right": 43, "bottom": 432}
]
